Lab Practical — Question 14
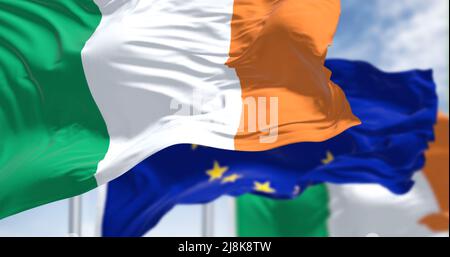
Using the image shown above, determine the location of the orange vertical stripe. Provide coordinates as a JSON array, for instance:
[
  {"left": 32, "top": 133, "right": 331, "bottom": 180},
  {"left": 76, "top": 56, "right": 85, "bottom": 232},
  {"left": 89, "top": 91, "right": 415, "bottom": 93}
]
[
  {"left": 420, "top": 113, "right": 449, "bottom": 232},
  {"left": 227, "top": 0, "right": 360, "bottom": 151}
]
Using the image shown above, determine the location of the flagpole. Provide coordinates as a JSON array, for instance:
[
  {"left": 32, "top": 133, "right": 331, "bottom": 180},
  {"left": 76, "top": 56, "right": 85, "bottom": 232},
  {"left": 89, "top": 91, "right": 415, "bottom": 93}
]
[
  {"left": 68, "top": 196, "right": 82, "bottom": 237},
  {"left": 201, "top": 203, "right": 214, "bottom": 237}
]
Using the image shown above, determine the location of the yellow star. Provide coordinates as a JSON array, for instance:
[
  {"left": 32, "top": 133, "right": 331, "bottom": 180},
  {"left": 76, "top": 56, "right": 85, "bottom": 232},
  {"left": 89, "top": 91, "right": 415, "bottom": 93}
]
[
  {"left": 321, "top": 151, "right": 334, "bottom": 165},
  {"left": 191, "top": 144, "right": 198, "bottom": 150},
  {"left": 206, "top": 161, "right": 228, "bottom": 181},
  {"left": 221, "top": 173, "right": 242, "bottom": 183},
  {"left": 253, "top": 181, "right": 275, "bottom": 194}
]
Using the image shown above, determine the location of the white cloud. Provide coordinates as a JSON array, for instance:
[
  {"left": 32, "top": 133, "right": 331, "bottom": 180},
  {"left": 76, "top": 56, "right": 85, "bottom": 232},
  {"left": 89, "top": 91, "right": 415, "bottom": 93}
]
[{"left": 330, "top": 0, "right": 449, "bottom": 112}]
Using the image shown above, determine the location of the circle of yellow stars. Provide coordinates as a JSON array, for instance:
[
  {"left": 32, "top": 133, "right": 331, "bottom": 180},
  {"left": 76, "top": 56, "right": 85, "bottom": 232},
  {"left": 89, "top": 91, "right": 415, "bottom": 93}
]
[
  {"left": 205, "top": 160, "right": 277, "bottom": 194},
  {"left": 206, "top": 161, "right": 243, "bottom": 184},
  {"left": 198, "top": 144, "right": 335, "bottom": 196}
]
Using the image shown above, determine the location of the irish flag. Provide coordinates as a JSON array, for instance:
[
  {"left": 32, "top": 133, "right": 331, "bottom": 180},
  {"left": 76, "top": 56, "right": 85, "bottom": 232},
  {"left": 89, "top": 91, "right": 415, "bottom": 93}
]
[
  {"left": 0, "top": 0, "right": 359, "bottom": 218},
  {"left": 236, "top": 114, "right": 449, "bottom": 237}
]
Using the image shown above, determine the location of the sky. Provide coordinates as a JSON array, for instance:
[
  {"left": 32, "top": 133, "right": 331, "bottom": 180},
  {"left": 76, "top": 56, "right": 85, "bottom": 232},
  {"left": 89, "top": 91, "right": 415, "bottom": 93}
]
[
  {"left": 0, "top": 0, "right": 448, "bottom": 236},
  {"left": 329, "top": 0, "right": 449, "bottom": 113}
]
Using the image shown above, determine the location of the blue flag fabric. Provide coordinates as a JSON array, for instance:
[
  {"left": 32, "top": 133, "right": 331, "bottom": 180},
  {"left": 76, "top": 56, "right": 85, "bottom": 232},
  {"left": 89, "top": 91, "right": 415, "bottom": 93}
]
[{"left": 101, "top": 59, "right": 438, "bottom": 237}]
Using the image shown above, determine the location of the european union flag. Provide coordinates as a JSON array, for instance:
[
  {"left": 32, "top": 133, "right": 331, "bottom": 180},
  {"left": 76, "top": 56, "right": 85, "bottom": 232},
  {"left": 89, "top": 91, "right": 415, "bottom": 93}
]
[{"left": 101, "top": 59, "right": 438, "bottom": 236}]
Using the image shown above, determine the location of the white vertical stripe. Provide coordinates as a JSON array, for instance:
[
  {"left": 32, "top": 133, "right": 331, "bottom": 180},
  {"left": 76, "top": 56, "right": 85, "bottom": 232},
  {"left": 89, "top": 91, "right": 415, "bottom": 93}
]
[
  {"left": 327, "top": 172, "right": 446, "bottom": 237},
  {"left": 82, "top": 0, "right": 241, "bottom": 185}
]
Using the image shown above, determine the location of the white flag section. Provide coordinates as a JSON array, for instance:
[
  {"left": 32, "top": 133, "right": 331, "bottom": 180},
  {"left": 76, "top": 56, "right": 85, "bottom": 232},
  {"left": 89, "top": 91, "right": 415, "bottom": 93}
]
[
  {"left": 82, "top": 0, "right": 241, "bottom": 185},
  {"left": 327, "top": 172, "right": 448, "bottom": 237}
]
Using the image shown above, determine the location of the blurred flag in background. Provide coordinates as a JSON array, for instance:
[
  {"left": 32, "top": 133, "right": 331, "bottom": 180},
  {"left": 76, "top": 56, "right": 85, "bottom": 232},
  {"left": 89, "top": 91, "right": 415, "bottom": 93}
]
[
  {"left": 238, "top": 113, "right": 448, "bottom": 237},
  {"left": 100, "top": 59, "right": 438, "bottom": 236}
]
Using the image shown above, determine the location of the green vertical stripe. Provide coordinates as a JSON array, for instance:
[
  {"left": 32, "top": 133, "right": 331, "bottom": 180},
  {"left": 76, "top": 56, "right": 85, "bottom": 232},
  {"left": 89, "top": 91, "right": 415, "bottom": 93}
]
[
  {"left": 0, "top": 1, "right": 108, "bottom": 218},
  {"left": 237, "top": 184, "right": 330, "bottom": 237}
]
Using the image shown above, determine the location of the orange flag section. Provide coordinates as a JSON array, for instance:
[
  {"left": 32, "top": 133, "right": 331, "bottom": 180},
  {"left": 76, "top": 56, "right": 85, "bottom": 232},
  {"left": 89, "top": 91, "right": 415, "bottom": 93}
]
[
  {"left": 420, "top": 113, "right": 449, "bottom": 232},
  {"left": 227, "top": 0, "right": 360, "bottom": 150}
]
